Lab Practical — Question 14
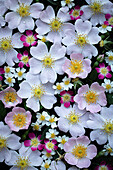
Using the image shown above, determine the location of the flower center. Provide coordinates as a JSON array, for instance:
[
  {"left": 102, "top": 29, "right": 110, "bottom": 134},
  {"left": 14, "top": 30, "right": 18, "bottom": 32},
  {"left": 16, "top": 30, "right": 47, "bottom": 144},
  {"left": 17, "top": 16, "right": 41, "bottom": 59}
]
[
  {"left": 17, "top": 3, "right": 30, "bottom": 17},
  {"left": 47, "top": 142, "right": 54, "bottom": 149},
  {"left": 0, "top": 37, "right": 13, "bottom": 52},
  {"left": 49, "top": 18, "right": 63, "bottom": 32},
  {"left": 90, "top": 1, "right": 103, "bottom": 14},
  {"left": 100, "top": 67, "right": 108, "bottom": 75},
  {"left": 108, "top": 55, "right": 113, "bottom": 61},
  {"left": 4, "top": 91, "right": 17, "bottom": 103},
  {"left": 51, "top": 133, "right": 55, "bottom": 138},
  {"left": 31, "top": 138, "right": 39, "bottom": 147},
  {"left": 67, "top": 111, "right": 79, "bottom": 124},
  {"left": 22, "top": 55, "right": 29, "bottom": 64},
  {"left": 5, "top": 67, "right": 10, "bottom": 73},
  {"left": 16, "top": 157, "right": 29, "bottom": 169},
  {"left": 33, "top": 124, "right": 40, "bottom": 131},
  {"left": 103, "top": 121, "right": 113, "bottom": 134},
  {"left": 6, "top": 77, "right": 12, "bottom": 83},
  {"left": 61, "top": 138, "right": 66, "bottom": 144},
  {"left": 56, "top": 84, "right": 62, "bottom": 90},
  {"left": 72, "top": 144, "right": 87, "bottom": 159},
  {"left": 32, "top": 85, "right": 45, "bottom": 100},
  {"left": 106, "top": 147, "right": 113, "bottom": 153},
  {"left": 106, "top": 84, "right": 111, "bottom": 90},
  {"left": 43, "top": 55, "right": 54, "bottom": 68},
  {"left": 69, "top": 60, "right": 83, "bottom": 74},
  {"left": 26, "top": 35, "right": 35, "bottom": 44},
  {"left": 41, "top": 36, "right": 46, "bottom": 42},
  {"left": 62, "top": 94, "right": 71, "bottom": 102},
  {"left": 40, "top": 115, "right": 45, "bottom": 121},
  {"left": 18, "top": 71, "right": 23, "bottom": 77},
  {"left": 13, "top": 113, "right": 27, "bottom": 128},
  {"left": 84, "top": 90, "right": 98, "bottom": 104},
  {"left": 0, "top": 137, "right": 7, "bottom": 149},
  {"left": 65, "top": 0, "right": 71, "bottom": 4},
  {"left": 64, "top": 80, "right": 70, "bottom": 85},
  {"left": 102, "top": 24, "right": 107, "bottom": 29},
  {"left": 72, "top": 10, "right": 79, "bottom": 17},
  {"left": 75, "top": 34, "right": 88, "bottom": 47},
  {"left": 44, "top": 163, "right": 50, "bottom": 169},
  {"left": 49, "top": 117, "right": 55, "bottom": 123},
  {"left": 108, "top": 17, "right": 113, "bottom": 25}
]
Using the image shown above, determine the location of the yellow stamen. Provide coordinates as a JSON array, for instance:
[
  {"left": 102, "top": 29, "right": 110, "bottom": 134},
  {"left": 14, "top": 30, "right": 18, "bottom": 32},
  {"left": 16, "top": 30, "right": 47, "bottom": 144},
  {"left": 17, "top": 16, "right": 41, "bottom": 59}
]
[
  {"left": 31, "top": 85, "right": 45, "bottom": 100},
  {"left": 72, "top": 10, "right": 79, "bottom": 17},
  {"left": 17, "top": 3, "right": 30, "bottom": 17},
  {"left": 0, "top": 137, "right": 7, "bottom": 149},
  {"left": 84, "top": 90, "right": 98, "bottom": 104},
  {"left": 108, "top": 17, "right": 113, "bottom": 25},
  {"left": 75, "top": 34, "right": 88, "bottom": 47},
  {"left": 108, "top": 55, "right": 113, "bottom": 61},
  {"left": 62, "top": 94, "right": 71, "bottom": 102},
  {"left": 44, "top": 163, "right": 50, "bottom": 169},
  {"left": 47, "top": 142, "right": 54, "bottom": 149},
  {"left": 0, "top": 37, "right": 13, "bottom": 52},
  {"left": 51, "top": 133, "right": 55, "bottom": 138},
  {"left": 5, "top": 67, "right": 10, "bottom": 73},
  {"left": 26, "top": 35, "right": 35, "bottom": 44},
  {"left": 22, "top": 55, "right": 29, "bottom": 64},
  {"left": 72, "top": 144, "right": 87, "bottom": 159},
  {"left": 90, "top": 1, "right": 103, "bottom": 14},
  {"left": 64, "top": 80, "right": 70, "bottom": 85},
  {"left": 13, "top": 113, "right": 27, "bottom": 128},
  {"left": 106, "top": 84, "right": 111, "bottom": 90},
  {"left": 67, "top": 111, "right": 79, "bottom": 124},
  {"left": 16, "top": 157, "right": 29, "bottom": 169},
  {"left": 18, "top": 71, "right": 23, "bottom": 77},
  {"left": 43, "top": 55, "right": 54, "bottom": 68},
  {"left": 4, "top": 91, "right": 17, "bottom": 103},
  {"left": 69, "top": 60, "right": 83, "bottom": 74},
  {"left": 102, "top": 24, "right": 107, "bottom": 29},
  {"left": 6, "top": 77, "right": 12, "bottom": 83},
  {"left": 103, "top": 121, "right": 113, "bottom": 134},
  {"left": 49, "top": 117, "right": 55, "bottom": 123},
  {"left": 31, "top": 138, "right": 39, "bottom": 146},
  {"left": 61, "top": 138, "right": 66, "bottom": 144},
  {"left": 65, "top": 0, "right": 71, "bottom": 4},
  {"left": 49, "top": 17, "right": 63, "bottom": 32},
  {"left": 56, "top": 84, "right": 62, "bottom": 90},
  {"left": 100, "top": 67, "right": 108, "bottom": 75}
]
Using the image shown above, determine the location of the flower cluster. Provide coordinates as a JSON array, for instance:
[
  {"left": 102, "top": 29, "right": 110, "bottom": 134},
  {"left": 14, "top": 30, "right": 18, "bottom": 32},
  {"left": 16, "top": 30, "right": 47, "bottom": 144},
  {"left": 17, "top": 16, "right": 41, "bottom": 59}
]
[{"left": 0, "top": 0, "right": 113, "bottom": 169}]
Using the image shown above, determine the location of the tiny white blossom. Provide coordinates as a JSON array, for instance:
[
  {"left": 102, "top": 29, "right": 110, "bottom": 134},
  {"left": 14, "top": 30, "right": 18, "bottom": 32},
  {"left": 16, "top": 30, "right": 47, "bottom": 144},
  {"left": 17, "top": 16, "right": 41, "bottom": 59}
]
[
  {"left": 36, "top": 111, "right": 50, "bottom": 126},
  {"left": 61, "top": 0, "right": 75, "bottom": 8},
  {"left": 42, "top": 150, "right": 55, "bottom": 160},
  {"left": 41, "top": 159, "right": 51, "bottom": 170},
  {"left": 4, "top": 66, "right": 15, "bottom": 76},
  {"left": 102, "top": 79, "right": 113, "bottom": 93},
  {"left": 46, "top": 129, "right": 59, "bottom": 140},
  {"left": 53, "top": 82, "right": 64, "bottom": 94},
  {"left": 62, "top": 76, "right": 73, "bottom": 90},
  {"left": 4, "top": 74, "right": 15, "bottom": 87},
  {"left": 57, "top": 135, "right": 69, "bottom": 149},
  {"left": 31, "top": 121, "right": 42, "bottom": 131},
  {"left": 99, "top": 24, "right": 112, "bottom": 34},
  {"left": 103, "top": 143, "right": 113, "bottom": 156},
  {"left": 15, "top": 67, "right": 26, "bottom": 80},
  {"left": 105, "top": 51, "right": 113, "bottom": 65},
  {"left": 46, "top": 115, "right": 59, "bottom": 128}
]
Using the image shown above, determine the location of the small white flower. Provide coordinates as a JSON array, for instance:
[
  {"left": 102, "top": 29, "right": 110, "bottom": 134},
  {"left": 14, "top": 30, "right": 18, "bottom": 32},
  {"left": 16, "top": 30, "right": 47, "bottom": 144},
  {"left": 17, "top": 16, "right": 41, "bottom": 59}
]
[
  {"left": 36, "top": 111, "right": 50, "bottom": 126},
  {"left": 46, "top": 129, "right": 59, "bottom": 140},
  {"left": 99, "top": 24, "right": 112, "bottom": 34},
  {"left": 61, "top": 0, "right": 75, "bottom": 8},
  {"left": 105, "top": 51, "right": 113, "bottom": 65},
  {"left": 4, "top": 74, "right": 15, "bottom": 87},
  {"left": 53, "top": 82, "right": 64, "bottom": 94},
  {"left": 4, "top": 66, "right": 15, "bottom": 76},
  {"left": 103, "top": 143, "right": 113, "bottom": 156},
  {"left": 31, "top": 121, "right": 42, "bottom": 131},
  {"left": 57, "top": 135, "right": 69, "bottom": 149},
  {"left": 42, "top": 150, "right": 55, "bottom": 160},
  {"left": 37, "top": 35, "right": 47, "bottom": 43},
  {"left": 62, "top": 76, "right": 73, "bottom": 90},
  {"left": 15, "top": 67, "right": 26, "bottom": 80},
  {"left": 46, "top": 115, "right": 59, "bottom": 128},
  {"left": 41, "top": 159, "right": 51, "bottom": 170},
  {"left": 102, "top": 79, "right": 113, "bottom": 93}
]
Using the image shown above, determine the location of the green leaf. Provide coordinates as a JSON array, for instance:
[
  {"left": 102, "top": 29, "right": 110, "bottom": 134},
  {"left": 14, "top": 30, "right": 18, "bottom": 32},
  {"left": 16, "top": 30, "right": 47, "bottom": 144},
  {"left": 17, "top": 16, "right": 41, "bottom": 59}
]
[
  {"left": 0, "top": 101, "right": 7, "bottom": 121},
  {"left": 106, "top": 93, "right": 113, "bottom": 105}
]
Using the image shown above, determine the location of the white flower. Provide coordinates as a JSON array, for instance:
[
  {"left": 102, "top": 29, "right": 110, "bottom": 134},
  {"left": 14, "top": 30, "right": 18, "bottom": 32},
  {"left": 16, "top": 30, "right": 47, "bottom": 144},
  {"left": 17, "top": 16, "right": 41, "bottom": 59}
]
[
  {"left": 103, "top": 143, "right": 113, "bottom": 156},
  {"left": 81, "top": 0, "right": 113, "bottom": 26},
  {"left": 57, "top": 135, "right": 69, "bottom": 149},
  {"left": 42, "top": 150, "right": 55, "bottom": 160},
  {"left": 15, "top": 67, "right": 26, "bottom": 80},
  {"left": 0, "top": 121, "right": 21, "bottom": 163},
  {"left": 61, "top": 0, "right": 75, "bottom": 8},
  {"left": 53, "top": 82, "right": 64, "bottom": 94},
  {"left": 4, "top": 66, "right": 15, "bottom": 76},
  {"left": 6, "top": 144, "right": 43, "bottom": 170},
  {"left": 17, "top": 72, "right": 57, "bottom": 112},
  {"left": 30, "top": 42, "right": 66, "bottom": 84},
  {"left": 105, "top": 51, "right": 113, "bottom": 65},
  {"left": 41, "top": 159, "right": 51, "bottom": 170},
  {"left": 101, "top": 79, "right": 113, "bottom": 93},
  {"left": 46, "top": 115, "right": 58, "bottom": 128},
  {"left": 31, "top": 121, "right": 42, "bottom": 131},
  {"left": 4, "top": 74, "right": 15, "bottom": 87},
  {"left": 5, "top": 0, "right": 44, "bottom": 33},
  {"left": 46, "top": 129, "right": 59, "bottom": 140},
  {"left": 99, "top": 23, "right": 112, "bottom": 33},
  {"left": 36, "top": 111, "right": 50, "bottom": 126},
  {"left": 62, "top": 76, "right": 73, "bottom": 90},
  {"left": 37, "top": 35, "right": 47, "bottom": 43},
  {"left": 0, "top": 26, "right": 23, "bottom": 66},
  {"left": 62, "top": 19, "right": 101, "bottom": 58},
  {"left": 87, "top": 105, "right": 113, "bottom": 148}
]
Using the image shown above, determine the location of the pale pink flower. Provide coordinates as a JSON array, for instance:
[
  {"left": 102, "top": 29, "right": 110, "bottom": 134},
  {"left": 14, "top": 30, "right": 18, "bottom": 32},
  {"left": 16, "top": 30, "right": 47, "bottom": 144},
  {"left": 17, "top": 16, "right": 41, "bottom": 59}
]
[
  {"left": 0, "top": 87, "right": 22, "bottom": 108},
  {"left": 64, "top": 136, "right": 97, "bottom": 168},
  {"left": 5, "top": 107, "right": 32, "bottom": 132},
  {"left": 74, "top": 82, "right": 107, "bottom": 113},
  {"left": 62, "top": 53, "right": 91, "bottom": 78}
]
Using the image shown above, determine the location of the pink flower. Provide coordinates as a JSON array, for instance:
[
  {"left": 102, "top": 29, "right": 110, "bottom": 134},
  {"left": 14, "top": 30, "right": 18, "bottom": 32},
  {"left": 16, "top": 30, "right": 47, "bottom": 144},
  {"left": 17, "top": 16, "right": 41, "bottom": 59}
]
[
  {"left": 0, "top": 76, "right": 3, "bottom": 81},
  {"left": 0, "top": 68, "right": 5, "bottom": 74},
  {"left": 69, "top": 6, "right": 83, "bottom": 20},
  {"left": 24, "top": 133, "right": 44, "bottom": 151},
  {"left": 44, "top": 139, "right": 58, "bottom": 153},
  {"left": 17, "top": 50, "right": 30, "bottom": 68},
  {"left": 64, "top": 136, "right": 97, "bottom": 168},
  {"left": 62, "top": 53, "right": 91, "bottom": 79},
  {"left": 0, "top": 87, "right": 22, "bottom": 108},
  {"left": 20, "top": 30, "right": 37, "bottom": 47},
  {"left": 95, "top": 63, "right": 112, "bottom": 79},
  {"left": 60, "top": 90, "right": 74, "bottom": 108},
  {"left": 95, "top": 161, "right": 113, "bottom": 170},
  {"left": 105, "top": 14, "right": 112, "bottom": 20},
  {"left": 74, "top": 82, "right": 107, "bottom": 113},
  {"left": 5, "top": 107, "right": 32, "bottom": 132}
]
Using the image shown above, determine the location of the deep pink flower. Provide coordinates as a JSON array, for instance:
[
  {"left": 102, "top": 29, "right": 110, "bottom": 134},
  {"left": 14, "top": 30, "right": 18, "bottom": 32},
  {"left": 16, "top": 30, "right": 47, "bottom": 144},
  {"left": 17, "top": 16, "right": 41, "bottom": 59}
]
[
  {"left": 0, "top": 76, "right": 3, "bottom": 81},
  {"left": 95, "top": 161, "right": 113, "bottom": 170},
  {"left": 69, "top": 6, "right": 83, "bottom": 20},
  {"left": 74, "top": 82, "right": 107, "bottom": 113},
  {"left": 17, "top": 50, "right": 30, "bottom": 68},
  {"left": 0, "top": 87, "right": 22, "bottom": 108},
  {"left": 24, "top": 133, "right": 44, "bottom": 151},
  {"left": 95, "top": 63, "right": 112, "bottom": 79},
  {"left": 105, "top": 14, "right": 112, "bottom": 20},
  {"left": 5, "top": 107, "right": 32, "bottom": 132},
  {"left": 60, "top": 90, "right": 74, "bottom": 108},
  {"left": 20, "top": 30, "right": 38, "bottom": 47},
  {"left": 0, "top": 68, "right": 5, "bottom": 74},
  {"left": 64, "top": 136, "right": 97, "bottom": 168},
  {"left": 44, "top": 139, "right": 58, "bottom": 153}
]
